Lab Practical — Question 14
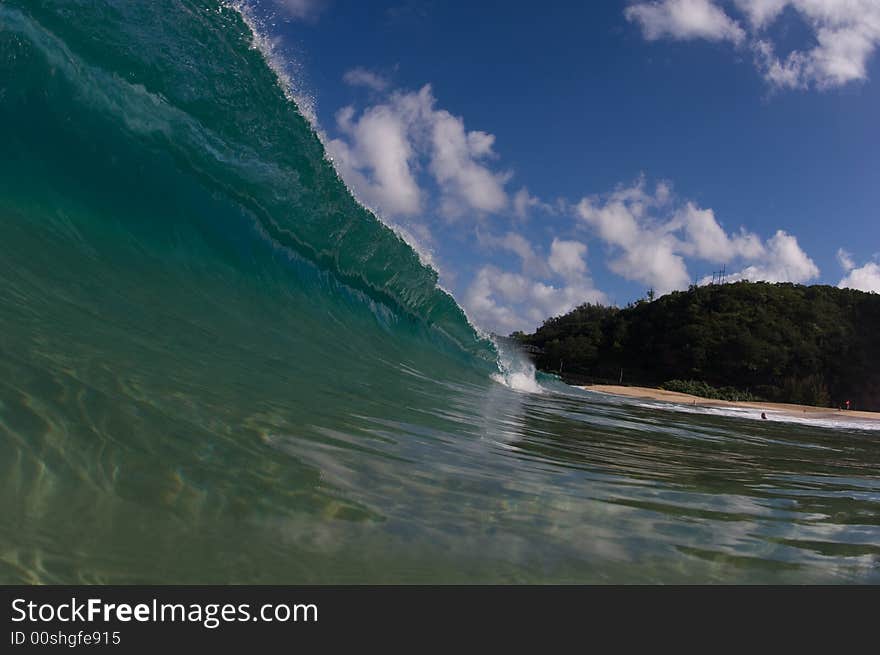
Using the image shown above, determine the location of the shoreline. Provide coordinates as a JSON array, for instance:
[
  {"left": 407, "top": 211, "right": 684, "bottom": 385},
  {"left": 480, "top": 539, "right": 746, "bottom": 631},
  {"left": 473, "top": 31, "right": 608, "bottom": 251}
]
[{"left": 580, "top": 384, "right": 880, "bottom": 423}]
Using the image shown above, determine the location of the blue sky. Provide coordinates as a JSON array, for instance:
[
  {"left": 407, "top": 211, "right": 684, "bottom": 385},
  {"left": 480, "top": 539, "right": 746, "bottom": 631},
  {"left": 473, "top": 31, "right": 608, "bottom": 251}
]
[{"left": 243, "top": 0, "right": 880, "bottom": 333}]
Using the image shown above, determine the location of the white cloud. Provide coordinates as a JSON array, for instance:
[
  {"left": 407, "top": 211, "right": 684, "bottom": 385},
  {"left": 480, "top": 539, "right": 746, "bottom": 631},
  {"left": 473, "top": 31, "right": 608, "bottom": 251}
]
[
  {"left": 464, "top": 267, "right": 532, "bottom": 334},
  {"left": 609, "top": 239, "right": 690, "bottom": 293},
  {"left": 275, "top": 0, "right": 328, "bottom": 22},
  {"left": 745, "top": 1, "right": 880, "bottom": 88},
  {"left": 513, "top": 187, "right": 555, "bottom": 219},
  {"left": 717, "top": 229, "right": 820, "bottom": 283},
  {"left": 548, "top": 238, "right": 589, "bottom": 281},
  {"left": 839, "top": 260, "right": 880, "bottom": 292},
  {"left": 678, "top": 202, "right": 766, "bottom": 262},
  {"left": 429, "top": 111, "right": 510, "bottom": 217},
  {"left": 575, "top": 178, "right": 818, "bottom": 293},
  {"left": 465, "top": 233, "right": 604, "bottom": 333},
  {"left": 342, "top": 67, "right": 389, "bottom": 92},
  {"left": 327, "top": 98, "right": 424, "bottom": 216},
  {"left": 575, "top": 179, "right": 693, "bottom": 293},
  {"left": 628, "top": 0, "right": 880, "bottom": 89},
  {"left": 837, "top": 247, "right": 856, "bottom": 272},
  {"left": 464, "top": 265, "right": 606, "bottom": 334},
  {"left": 325, "top": 84, "right": 510, "bottom": 220},
  {"left": 733, "top": 0, "right": 788, "bottom": 28},
  {"left": 625, "top": 0, "right": 746, "bottom": 44}
]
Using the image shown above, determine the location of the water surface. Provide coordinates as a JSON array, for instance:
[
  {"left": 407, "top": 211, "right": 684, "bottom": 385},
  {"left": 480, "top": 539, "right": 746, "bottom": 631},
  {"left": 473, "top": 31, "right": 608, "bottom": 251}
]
[{"left": 1, "top": 0, "right": 878, "bottom": 584}]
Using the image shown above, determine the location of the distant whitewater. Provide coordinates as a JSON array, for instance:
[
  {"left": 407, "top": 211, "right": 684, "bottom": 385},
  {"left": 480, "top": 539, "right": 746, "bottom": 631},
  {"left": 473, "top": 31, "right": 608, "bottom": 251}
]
[{"left": 1, "top": 1, "right": 878, "bottom": 584}]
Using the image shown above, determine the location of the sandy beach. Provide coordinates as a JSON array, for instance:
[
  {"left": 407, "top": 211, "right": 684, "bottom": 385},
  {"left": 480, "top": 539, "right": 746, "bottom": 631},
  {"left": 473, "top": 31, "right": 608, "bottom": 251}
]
[{"left": 581, "top": 384, "right": 880, "bottom": 423}]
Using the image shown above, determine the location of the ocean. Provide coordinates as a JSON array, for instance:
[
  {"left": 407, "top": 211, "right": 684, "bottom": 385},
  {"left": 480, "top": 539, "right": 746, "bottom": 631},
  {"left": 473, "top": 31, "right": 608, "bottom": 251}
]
[{"left": 1, "top": 0, "right": 878, "bottom": 584}]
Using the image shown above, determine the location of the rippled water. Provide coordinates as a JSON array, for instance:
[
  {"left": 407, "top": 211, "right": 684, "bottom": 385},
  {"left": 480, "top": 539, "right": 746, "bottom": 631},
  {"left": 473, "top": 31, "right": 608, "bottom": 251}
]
[
  {"left": 3, "top": 360, "right": 879, "bottom": 583},
  {"left": 1, "top": 0, "right": 878, "bottom": 584}
]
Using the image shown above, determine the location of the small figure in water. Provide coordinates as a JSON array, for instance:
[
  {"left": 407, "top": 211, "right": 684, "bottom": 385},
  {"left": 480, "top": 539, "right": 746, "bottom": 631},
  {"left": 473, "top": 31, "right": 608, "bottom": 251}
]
[{"left": 761, "top": 412, "right": 767, "bottom": 420}]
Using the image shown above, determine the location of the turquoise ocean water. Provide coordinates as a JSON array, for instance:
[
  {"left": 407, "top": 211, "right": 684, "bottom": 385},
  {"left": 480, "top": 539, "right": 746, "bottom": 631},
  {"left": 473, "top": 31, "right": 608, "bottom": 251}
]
[{"left": 1, "top": 0, "right": 878, "bottom": 583}]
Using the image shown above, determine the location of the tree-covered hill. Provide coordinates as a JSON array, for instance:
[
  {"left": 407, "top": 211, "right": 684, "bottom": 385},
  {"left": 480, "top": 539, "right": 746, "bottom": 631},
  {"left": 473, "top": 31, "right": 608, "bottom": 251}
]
[{"left": 512, "top": 282, "right": 880, "bottom": 411}]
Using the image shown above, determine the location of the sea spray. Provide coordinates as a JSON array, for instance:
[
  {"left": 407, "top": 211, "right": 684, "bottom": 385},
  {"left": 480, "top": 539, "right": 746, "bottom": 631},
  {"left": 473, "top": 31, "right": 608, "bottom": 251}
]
[{"left": 490, "top": 337, "right": 544, "bottom": 394}]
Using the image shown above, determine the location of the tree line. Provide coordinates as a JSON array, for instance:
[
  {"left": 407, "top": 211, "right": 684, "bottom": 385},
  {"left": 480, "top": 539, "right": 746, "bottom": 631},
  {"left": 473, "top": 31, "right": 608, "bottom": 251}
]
[{"left": 512, "top": 281, "right": 880, "bottom": 411}]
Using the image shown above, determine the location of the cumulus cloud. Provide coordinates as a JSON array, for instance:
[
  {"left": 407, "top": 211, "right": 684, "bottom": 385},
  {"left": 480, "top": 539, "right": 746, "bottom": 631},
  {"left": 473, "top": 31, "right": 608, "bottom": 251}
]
[
  {"left": 464, "top": 265, "right": 605, "bottom": 334},
  {"left": 715, "top": 229, "right": 820, "bottom": 284},
  {"left": 327, "top": 98, "right": 424, "bottom": 216},
  {"left": 626, "top": 0, "right": 880, "bottom": 89},
  {"left": 746, "top": 0, "right": 880, "bottom": 89},
  {"left": 677, "top": 202, "right": 766, "bottom": 262},
  {"left": 429, "top": 110, "right": 510, "bottom": 217},
  {"left": 839, "top": 260, "right": 880, "bottom": 292},
  {"left": 575, "top": 177, "right": 818, "bottom": 293},
  {"left": 548, "top": 238, "right": 589, "bottom": 281},
  {"left": 342, "top": 67, "right": 390, "bottom": 92},
  {"left": 575, "top": 179, "right": 691, "bottom": 293},
  {"left": 465, "top": 267, "right": 531, "bottom": 334},
  {"left": 325, "top": 84, "right": 510, "bottom": 220},
  {"left": 464, "top": 234, "right": 604, "bottom": 333},
  {"left": 625, "top": 0, "right": 746, "bottom": 43}
]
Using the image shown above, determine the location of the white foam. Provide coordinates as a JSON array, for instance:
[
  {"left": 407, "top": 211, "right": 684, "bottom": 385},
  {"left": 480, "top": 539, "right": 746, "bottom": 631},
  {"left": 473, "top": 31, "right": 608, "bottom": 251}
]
[
  {"left": 625, "top": 397, "right": 880, "bottom": 432},
  {"left": 490, "top": 338, "right": 543, "bottom": 394},
  {"left": 227, "top": 1, "right": 318, "bottom": 125},
  {"left": 491, "top": 371, "right": 543, "bottom": 394}
]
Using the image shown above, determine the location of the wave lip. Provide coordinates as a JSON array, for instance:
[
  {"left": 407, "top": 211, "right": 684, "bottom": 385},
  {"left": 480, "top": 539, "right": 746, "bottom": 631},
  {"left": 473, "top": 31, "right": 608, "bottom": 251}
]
[{"left": 0, "top": 0, "right": 495, "bottom": 365}]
